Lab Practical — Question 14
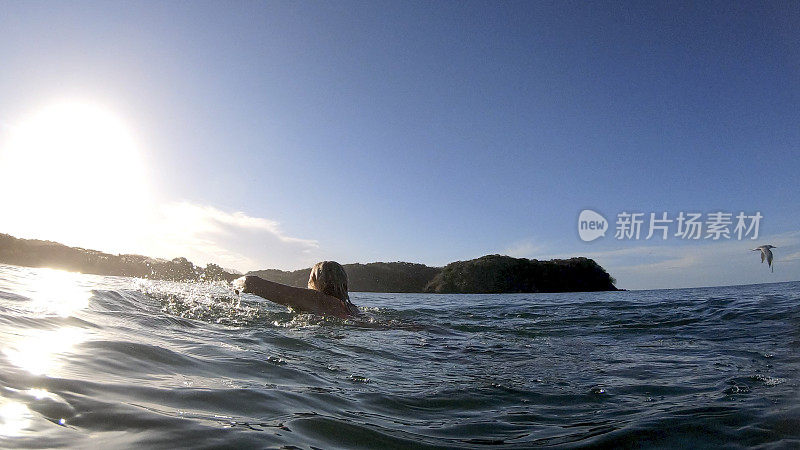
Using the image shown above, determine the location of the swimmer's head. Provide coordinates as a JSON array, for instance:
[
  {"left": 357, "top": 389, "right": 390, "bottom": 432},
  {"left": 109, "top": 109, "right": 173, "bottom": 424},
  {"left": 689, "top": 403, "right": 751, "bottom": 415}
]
[{"left": 308, "top": 261, "right": 349, "bottom": 302}]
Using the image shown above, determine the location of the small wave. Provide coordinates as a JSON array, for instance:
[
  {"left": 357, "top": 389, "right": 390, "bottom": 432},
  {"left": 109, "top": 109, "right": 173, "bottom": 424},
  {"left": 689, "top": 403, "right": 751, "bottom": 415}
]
[{"left": 750, "top": 374, "right": 786, "bottom": 386}]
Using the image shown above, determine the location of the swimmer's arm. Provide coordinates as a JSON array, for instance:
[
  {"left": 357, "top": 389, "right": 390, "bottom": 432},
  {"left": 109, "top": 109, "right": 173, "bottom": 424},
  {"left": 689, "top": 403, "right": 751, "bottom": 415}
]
[{"left": 237, "top": 275, "right": 350, "bottom": 318}]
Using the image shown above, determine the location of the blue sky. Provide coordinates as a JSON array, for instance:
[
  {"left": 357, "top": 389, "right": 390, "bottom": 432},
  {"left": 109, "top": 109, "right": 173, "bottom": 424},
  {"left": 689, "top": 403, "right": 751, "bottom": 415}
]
[{"left": 0, "top": 1, "right": 798, "bottom": 289}]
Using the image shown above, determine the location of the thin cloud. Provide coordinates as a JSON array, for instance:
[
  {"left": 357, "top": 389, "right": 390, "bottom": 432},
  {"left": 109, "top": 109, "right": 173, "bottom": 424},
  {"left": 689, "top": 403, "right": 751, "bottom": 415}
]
[
  {"left": 145, "top": 202, "right": 320, "bottom": 272},
  {"left": 579, "top": 231, "right": 800, "bottom": 290},
  {"left": 779, "top": 251, "right": 800, "bottom": 262},
  {"left": 503, "top": 238, "right": 548, "bottom": 258},
  {"left": 502, "top": 231, "right": 800, "bottom": 290}
]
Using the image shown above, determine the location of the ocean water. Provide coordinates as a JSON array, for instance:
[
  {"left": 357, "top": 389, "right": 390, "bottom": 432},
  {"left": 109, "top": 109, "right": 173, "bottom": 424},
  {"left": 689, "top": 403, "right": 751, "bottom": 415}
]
[{"left": 0, "top": 264, "right": 798, "bottom": 449}]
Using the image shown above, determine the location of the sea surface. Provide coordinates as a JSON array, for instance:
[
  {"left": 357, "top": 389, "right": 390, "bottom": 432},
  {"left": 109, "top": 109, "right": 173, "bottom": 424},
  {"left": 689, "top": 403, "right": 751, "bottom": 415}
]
[{"left": 0, "top": 263, "right": 798, "bottom": 448}]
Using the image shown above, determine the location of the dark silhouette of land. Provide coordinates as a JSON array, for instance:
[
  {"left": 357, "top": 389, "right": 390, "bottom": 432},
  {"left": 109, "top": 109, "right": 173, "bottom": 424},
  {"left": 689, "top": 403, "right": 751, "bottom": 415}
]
[
  {"left": 249, "top": 262, "right": 442, "bottom": 293},
  {"left": 0, "top": 233, "right": 239, "bottom": 282},
  {"left": 0, "top": 233, "right": 618, "bottom": 292},
  {"left": 422, "top": 254, "right": 618, "bottom": 293},
  {"left": 250, "top": 255, "right": 618, "bottom": 293}
]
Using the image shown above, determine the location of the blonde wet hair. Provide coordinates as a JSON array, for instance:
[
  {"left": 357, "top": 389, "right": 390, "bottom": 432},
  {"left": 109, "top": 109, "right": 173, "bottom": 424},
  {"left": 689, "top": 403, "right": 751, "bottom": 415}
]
[{"left": 308, "top": 261, "right": 350, "bottom": 303}]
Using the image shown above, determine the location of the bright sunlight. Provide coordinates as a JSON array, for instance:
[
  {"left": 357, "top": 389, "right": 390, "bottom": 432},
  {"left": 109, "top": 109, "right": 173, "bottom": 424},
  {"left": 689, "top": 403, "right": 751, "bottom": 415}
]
[{"left": 0, "top": 101, "right": 154, "bottom": 254}]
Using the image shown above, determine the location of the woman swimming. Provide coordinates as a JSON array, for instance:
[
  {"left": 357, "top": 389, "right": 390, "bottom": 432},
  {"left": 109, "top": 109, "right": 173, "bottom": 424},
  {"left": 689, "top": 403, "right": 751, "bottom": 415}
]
[{"left": 237, "top": 261, "right": 359, "bottom": 318}]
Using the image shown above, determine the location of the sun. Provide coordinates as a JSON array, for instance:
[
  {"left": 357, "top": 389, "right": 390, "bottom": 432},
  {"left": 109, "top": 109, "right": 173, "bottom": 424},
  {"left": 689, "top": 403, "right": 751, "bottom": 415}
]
[{"left": 0, "top": 100, "right": 154, "bottom": 253}]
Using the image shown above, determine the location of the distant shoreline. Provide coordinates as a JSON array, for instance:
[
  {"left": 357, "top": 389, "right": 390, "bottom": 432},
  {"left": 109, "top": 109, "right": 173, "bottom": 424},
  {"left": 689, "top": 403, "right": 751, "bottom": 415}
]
[{"left": 0, "top": 233, "right": 619, "bottom": 293}]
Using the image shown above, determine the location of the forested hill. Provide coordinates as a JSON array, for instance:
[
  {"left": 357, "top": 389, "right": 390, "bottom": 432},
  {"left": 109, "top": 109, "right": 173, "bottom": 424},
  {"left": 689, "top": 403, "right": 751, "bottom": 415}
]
[
  {"left": 248, "top": 262, "right": 441, "bottom": 293},
  {"left": 422, "top": 254, "right": 618, "bottom": 293},
  {"left": 0, "top": 233, "right": 239, "bottom": 282},
  {"left": 249, "top": 255, "right": 618, "bottom": 293}
]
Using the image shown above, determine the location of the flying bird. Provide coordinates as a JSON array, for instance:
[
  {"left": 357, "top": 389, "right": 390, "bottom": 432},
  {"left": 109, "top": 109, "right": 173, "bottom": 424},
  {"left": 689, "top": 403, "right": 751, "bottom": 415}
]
[{"left": 751, "top": 245, "right": 776, "bottom": 272}]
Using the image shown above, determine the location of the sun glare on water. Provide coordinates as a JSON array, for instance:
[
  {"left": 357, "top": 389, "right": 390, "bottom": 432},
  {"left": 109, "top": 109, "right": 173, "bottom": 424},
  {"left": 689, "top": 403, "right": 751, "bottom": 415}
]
[
  {"left": 0, "top": 101, "right": 154, "bottom": 253},
  {"left": 0, "top": 400, "right": 32, "bottom": 437}
]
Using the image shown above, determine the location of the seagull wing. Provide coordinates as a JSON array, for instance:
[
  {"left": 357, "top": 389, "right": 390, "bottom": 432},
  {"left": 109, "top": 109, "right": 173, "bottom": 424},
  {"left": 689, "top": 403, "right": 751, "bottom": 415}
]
[
  {"left": 766, "top": 248, "right": 773, "bottom": 271},
  {"left": 760, "top": 249, "right": 766, "bottom": 263}
]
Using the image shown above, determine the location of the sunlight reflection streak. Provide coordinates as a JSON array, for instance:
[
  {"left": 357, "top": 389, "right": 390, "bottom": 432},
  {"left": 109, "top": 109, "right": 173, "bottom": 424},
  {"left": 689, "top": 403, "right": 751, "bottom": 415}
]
[
  {"left": 3, "top": 327, "right": 88, "bottom": 376},
  {"left": 0, "top": 401, "right": 32, "bottom": 437},
  {"left": 28, "top": 268, "right": 91, "bottom": 317}
]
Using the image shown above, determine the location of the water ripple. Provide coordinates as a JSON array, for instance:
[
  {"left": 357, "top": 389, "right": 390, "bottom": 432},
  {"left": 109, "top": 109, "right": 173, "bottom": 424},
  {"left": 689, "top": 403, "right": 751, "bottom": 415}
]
[{"left": 0, "top": 265, "right": 798, "bottom": 447}]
